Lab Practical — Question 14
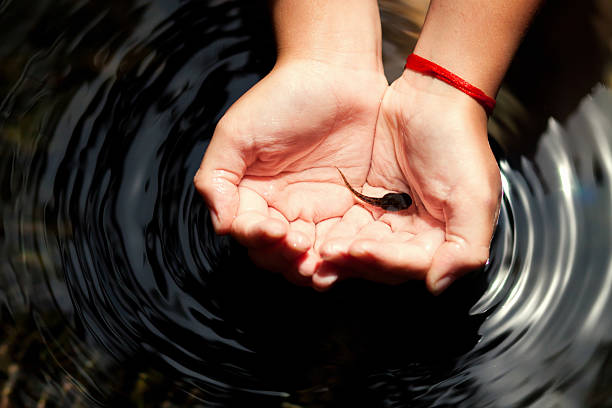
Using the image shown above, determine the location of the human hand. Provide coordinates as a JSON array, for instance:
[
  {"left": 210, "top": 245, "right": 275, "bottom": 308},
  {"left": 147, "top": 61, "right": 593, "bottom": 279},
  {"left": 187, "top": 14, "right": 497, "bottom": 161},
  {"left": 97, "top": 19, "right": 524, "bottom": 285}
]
[
  {"left": 194, "top": 59, "right": 387, "bottom": 289},
  {"left": 317, "top": 70, "right": 501, "bottom": 294}
]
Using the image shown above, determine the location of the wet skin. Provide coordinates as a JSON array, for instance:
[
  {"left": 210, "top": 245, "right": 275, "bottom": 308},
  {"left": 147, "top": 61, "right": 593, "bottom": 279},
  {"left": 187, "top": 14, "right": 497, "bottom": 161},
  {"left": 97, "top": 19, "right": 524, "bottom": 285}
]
[{"left": 336, "top": 168, "right": 412, "bottom": 211}]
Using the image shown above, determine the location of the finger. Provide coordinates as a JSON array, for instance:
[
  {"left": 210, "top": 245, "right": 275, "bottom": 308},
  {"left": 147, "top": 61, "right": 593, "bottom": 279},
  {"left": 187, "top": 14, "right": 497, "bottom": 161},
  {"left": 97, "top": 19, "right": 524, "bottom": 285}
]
[
  {"left": 318, "top": 206, "right": 372, "bottom": 260},
  {"left": 317, "top": 237, "right": 395, "bottom": 283},
  {"left": 323, "top": 206, "right": 372, "bottom": 242},
  {"left": 288, "top": 219, "right": 315, "bottom": 248},
  {"left": 347, "top": 238, "right": 431, "bottom": 283},
  {"left": 313, "top": 217, "right": 341, "bottom": 253},
  {"left": 249, "top": 246, "right": 321, "bottom": 286},
  {"left": 310, "top": 217, "right": 344, "bottom": 289},
  {"left": 229, "top": 186, "right": 290, "bottom": 248},
  {"left": 194, "top": 121, "right": 247, "bottom": 234},
  {"left": 324, "top": 229, "right": 440, "bottom": 283},
  {"left": 426, "top": 241, "right": 491, "bottom": 295},
  {"left": 318, "top": 216, "right": 390, "bottom": 263},
  {"left": 283, "top": 229, "right": 312, "bottom": 260},
  {"left": 247, "top": 231, "right": 318, "bottom": 286},
  {"left": 269, "top": 207, "right": 289, "bottom": 222},
  {"left": 250, "top": 226, "right": 311, "bottom": 263},
  {"left": 231, "top": 211, "right": 288, "bottom": 248},
  {"left": 311, "top": 262, "right": 345, "bottom": 291},
  {"left": 427, "top": 184, "right": 501, "bottom": 295},
  {"left": 248, "top": 248, "right": 312, "bottom": 287},
  {"left": 285, "top": 219, "right": 315, "bottom": 276}
]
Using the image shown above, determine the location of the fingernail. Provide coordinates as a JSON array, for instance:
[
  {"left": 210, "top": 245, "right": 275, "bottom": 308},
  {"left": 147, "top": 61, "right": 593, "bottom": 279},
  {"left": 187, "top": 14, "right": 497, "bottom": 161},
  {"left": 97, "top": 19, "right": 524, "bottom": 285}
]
[
  {"left": 433, "top": 276, "right": 454, "bottom": 296},
  {"left": 297, "top": 253, "right": 318, "bottom": 277},
  {"left": 288, "top": 238, "right": 310, "bottom": 254},
  {"left": 314, "top": 273, "right": 338, "bottom": 291}
]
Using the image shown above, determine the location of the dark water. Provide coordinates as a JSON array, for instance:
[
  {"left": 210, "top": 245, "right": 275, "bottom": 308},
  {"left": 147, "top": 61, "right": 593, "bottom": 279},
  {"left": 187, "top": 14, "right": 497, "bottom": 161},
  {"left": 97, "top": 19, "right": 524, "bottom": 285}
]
[{"left": 1, "top": 1, "right": 612, "bottom": 407}]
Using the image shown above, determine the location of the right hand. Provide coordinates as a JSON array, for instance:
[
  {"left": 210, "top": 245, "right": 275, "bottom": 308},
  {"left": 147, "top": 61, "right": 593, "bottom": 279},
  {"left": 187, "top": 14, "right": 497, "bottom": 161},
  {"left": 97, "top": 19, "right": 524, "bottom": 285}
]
[{"left": 194, "top": 58, "right": 387, "bottom": 289}]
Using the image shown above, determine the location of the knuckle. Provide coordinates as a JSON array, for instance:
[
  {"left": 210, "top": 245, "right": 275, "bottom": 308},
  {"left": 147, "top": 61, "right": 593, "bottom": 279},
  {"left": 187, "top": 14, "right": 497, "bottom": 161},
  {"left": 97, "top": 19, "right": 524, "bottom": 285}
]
[
  {"left": 467, "top": 184, "right": 501, "bottom": 212},
  {"left": 193, "top": 170, "right": 205, "bottom": 188},
  {"left": 193, "top": 172, "right": 211, "bottom": 196},
  {"left": 215, "top": 114, "right": 235, "bottom": 134}
]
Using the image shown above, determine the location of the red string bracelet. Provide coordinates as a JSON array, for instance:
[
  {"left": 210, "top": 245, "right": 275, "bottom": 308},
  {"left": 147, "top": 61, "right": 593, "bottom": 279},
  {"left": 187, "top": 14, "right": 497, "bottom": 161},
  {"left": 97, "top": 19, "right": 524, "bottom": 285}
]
[{"left": 404, "top": 53, "right": 496, "bottom": 115}]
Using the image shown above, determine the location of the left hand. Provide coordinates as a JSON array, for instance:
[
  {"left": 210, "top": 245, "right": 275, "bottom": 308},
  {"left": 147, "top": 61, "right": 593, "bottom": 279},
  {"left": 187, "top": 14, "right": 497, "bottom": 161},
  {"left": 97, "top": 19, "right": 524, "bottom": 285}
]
[{"left": 316, "top": 70, "right": 502, "bottom": 294}]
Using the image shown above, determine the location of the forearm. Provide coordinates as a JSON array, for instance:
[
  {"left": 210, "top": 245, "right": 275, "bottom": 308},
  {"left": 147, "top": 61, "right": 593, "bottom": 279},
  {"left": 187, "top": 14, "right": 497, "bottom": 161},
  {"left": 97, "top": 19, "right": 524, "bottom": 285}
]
[
  {"left": 270, "top": 0, "right": 383, "bottom": 71},
  {"left": 414, "top": 0, "right": 543, "bottom": 96}
]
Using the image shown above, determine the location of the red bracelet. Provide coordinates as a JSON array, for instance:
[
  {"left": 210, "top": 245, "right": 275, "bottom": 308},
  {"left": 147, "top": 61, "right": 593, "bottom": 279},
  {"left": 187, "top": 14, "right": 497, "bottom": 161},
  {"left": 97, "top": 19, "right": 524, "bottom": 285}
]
[{"left": 404, "top": 53, "right": 496, "bottom": 115}]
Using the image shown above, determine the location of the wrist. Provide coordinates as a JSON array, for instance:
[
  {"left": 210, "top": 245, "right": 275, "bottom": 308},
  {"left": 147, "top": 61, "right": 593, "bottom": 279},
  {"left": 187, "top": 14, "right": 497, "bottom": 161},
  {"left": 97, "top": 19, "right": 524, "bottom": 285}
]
[
  {"left": 272, "top": 0, "right": 383, "bottom": 72},
  {"left": 388, "top": 69, "right": 489, "bottom": 143},
  {"left": 398, "top": 69, "right": 487, "bottom": 119},
  {"left": 412, "top": 0, "right": 542, "bottom": 97},
  {"left": 276, "top": 49, "right": 383, "bottom": 73}
]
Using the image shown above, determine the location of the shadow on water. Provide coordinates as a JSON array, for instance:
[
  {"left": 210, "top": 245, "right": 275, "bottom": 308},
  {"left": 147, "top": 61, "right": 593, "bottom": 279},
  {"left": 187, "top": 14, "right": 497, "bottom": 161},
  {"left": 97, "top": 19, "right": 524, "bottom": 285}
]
[{"left": 1, "top": 0, "right": 612, "bottom": 407}]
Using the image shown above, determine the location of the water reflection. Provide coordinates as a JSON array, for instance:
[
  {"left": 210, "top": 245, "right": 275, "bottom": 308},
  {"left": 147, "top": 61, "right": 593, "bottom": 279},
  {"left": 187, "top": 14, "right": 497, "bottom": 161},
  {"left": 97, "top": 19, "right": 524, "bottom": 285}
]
[{"left": 1, "top": 0, "right": 612, "bottom": 407}]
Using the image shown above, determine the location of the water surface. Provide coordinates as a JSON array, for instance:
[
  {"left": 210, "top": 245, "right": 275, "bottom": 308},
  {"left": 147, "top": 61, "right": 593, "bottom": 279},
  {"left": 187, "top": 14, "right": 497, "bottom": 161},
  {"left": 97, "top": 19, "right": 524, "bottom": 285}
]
[{"left": 1, "top": 1, "right": 612, "bottom": 407}]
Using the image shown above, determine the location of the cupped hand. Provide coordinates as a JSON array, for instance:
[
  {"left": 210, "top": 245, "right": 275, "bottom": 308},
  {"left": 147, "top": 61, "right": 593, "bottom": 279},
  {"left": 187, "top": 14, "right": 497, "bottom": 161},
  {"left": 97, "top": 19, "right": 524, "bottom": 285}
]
[
  {"left": 317, "top": 70, "right": 502, "bottom": 294},
  {"left": 194, "top": 59, "right": 387, "bottom": 289}
]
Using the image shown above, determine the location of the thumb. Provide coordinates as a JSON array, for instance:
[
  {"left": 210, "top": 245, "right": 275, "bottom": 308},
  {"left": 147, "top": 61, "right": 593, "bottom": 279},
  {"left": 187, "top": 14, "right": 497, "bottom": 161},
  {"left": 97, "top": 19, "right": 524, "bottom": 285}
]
[
  {"left": 426, "top": 240, "right": 491, "bottom": 295},
  {"left": 194, "top": 123, "right": 247, "bottom": 234},
  {"left": 426, "top": 186, "right": 500, "bottom": 295}
]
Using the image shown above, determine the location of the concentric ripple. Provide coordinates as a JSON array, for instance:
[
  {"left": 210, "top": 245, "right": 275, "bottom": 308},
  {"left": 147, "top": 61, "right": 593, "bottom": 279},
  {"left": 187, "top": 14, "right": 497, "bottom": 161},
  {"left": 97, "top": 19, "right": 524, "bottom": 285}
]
[
  {"left": 439, "top": 87, "right": 612, "bottom": 408},
  {"left": 1, "top": 1, "right": 612, "bottom": 407}
]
